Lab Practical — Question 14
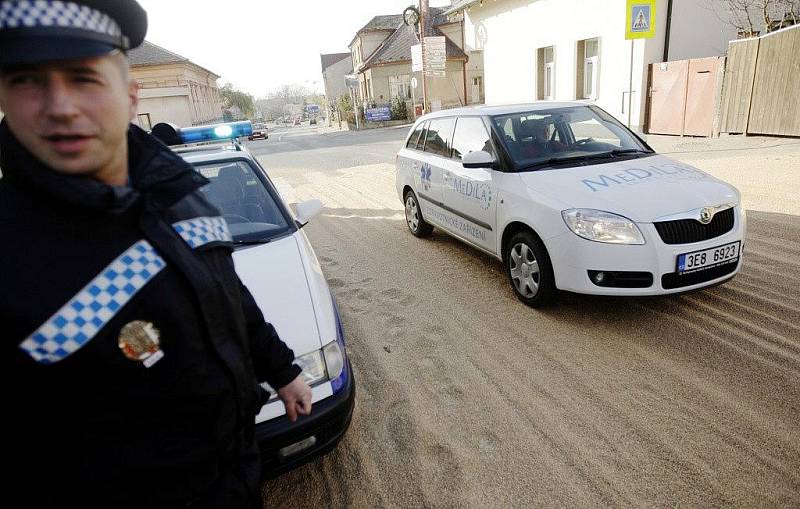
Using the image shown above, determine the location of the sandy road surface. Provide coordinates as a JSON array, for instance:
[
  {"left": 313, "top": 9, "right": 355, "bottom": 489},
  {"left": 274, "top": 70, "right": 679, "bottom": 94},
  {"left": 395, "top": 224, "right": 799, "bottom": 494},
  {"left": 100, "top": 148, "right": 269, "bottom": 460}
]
[{"left": 260, "top": 130, "right": 800, "bottom": 507}]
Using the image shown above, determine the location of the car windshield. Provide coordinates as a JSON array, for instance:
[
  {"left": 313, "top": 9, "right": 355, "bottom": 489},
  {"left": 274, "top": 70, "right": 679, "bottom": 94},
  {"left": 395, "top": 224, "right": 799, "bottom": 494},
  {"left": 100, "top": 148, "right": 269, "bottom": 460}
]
[
  {"left": 193, "top": 160, "right": 293, "bottom": 244},
  {"left": 491, "top": 105, "right": 651, "bottom": 171}
]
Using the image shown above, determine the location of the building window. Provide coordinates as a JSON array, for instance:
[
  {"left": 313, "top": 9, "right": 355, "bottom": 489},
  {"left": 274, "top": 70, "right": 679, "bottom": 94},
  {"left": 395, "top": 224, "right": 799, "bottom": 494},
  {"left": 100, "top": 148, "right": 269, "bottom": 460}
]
[
  {"left": 537, "top": 46, "right": 555, "bottom": 100},
  {"left": 389, "top": 74, "right": 412, "bottom": 100},
  {"left": 576, "top": 38, "right": 600, "bottom": 100},
  {"left": 137, "top": 113, "right": 152, "bottom": 131}
]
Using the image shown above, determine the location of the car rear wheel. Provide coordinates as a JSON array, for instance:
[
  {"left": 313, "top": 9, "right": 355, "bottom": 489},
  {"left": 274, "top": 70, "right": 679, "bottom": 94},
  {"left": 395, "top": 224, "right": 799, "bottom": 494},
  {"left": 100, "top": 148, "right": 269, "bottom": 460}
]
[
  {"left": 506, "top": 231, "right": 556, "bottom": 307},
  {"left": 404, "top": 190, "right": 433, "bottom": 238}
]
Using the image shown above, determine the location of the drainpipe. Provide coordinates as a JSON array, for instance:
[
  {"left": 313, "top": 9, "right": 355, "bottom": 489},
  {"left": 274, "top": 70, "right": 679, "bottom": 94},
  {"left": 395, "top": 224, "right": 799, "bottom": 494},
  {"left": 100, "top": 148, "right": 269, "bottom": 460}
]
[{"left": 663, "top": 0, "right": 674, "bottom": 62}]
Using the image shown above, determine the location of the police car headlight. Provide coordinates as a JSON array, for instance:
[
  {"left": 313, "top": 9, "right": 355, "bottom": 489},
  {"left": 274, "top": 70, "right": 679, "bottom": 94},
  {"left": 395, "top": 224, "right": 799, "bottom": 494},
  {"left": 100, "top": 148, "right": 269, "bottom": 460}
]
[
  {"left": 295, "top": 350, "right": 327, "bottom": 386},
  {"left": 322, "top": 341, "right": 345, "bottom": 381},
  {"left": 562, "top": 209, "right": 645, "bottom": 245}
]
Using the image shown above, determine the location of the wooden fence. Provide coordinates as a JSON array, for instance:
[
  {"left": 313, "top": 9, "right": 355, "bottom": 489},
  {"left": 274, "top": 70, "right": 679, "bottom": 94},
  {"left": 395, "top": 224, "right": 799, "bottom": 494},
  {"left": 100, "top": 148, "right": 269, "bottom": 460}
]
[{"left": 720, "top": 24, "right": 800, "bottom": 137}]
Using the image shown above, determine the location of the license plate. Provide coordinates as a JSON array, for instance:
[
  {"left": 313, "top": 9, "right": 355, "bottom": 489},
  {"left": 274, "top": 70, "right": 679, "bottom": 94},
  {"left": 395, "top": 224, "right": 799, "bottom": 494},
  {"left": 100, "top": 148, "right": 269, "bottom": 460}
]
[{"left": 677, "top": 241, "right": 740, "bottom": 274}]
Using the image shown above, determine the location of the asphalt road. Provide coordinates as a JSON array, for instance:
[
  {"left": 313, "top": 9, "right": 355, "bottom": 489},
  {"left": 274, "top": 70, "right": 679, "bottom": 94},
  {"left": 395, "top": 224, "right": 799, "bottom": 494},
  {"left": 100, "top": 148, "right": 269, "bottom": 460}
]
[{"left": 252, "top": 127, "right": 800, "bottom": 508}]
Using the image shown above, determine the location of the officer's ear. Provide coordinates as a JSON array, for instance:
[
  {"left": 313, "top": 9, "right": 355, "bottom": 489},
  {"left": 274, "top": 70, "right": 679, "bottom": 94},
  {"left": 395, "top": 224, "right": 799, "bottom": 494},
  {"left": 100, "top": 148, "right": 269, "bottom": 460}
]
[{"left": 127, "top": 78, "right": 139, "bottom": 122}]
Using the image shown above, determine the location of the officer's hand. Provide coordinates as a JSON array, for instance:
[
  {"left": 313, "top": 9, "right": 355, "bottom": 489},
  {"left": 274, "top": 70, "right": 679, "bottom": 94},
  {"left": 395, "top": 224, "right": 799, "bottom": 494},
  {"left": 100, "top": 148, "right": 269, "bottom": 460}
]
[{"left": 277, "top": 376, "right": 313, "bottom": 423}]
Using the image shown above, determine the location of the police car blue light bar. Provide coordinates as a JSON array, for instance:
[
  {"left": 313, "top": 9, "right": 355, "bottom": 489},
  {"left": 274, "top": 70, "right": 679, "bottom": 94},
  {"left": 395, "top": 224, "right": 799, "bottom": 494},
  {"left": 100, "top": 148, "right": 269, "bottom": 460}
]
[
  {"left": 180, "top": 121, "right": 253, "bottom": 144},
  {"left": 150, "top": 121, "right": 253, "bottom": 146}
]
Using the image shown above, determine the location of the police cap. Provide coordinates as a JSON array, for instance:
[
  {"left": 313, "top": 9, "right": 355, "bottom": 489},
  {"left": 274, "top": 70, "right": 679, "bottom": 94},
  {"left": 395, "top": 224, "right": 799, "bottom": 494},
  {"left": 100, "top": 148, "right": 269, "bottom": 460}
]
[{"left": 0, "top": 0, "right": 147, "bottom": 67}]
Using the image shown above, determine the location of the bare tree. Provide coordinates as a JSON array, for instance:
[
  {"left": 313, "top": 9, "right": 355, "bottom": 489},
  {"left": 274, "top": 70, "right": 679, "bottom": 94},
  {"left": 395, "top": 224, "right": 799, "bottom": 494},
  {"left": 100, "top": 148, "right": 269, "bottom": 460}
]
[{"left": 706, "top": 0, "right": 799, "bottom": 36}]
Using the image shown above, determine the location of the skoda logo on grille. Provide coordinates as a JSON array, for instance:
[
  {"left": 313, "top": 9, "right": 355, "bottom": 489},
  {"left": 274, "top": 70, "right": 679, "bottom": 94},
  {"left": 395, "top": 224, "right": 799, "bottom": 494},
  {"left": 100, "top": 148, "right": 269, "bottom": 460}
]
[{"left": 699, "top": 207, "right": 714, "bottom": 224}]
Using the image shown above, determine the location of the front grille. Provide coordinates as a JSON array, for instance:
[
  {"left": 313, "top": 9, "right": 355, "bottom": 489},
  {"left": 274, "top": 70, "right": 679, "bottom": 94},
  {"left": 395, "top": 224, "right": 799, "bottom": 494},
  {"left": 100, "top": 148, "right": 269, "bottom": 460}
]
[
  {"left": 661, "top": 260, "right": 738, "bottom": 289},
  {"left": 654, "top": 208, "right": 735, "bottom": 245}
]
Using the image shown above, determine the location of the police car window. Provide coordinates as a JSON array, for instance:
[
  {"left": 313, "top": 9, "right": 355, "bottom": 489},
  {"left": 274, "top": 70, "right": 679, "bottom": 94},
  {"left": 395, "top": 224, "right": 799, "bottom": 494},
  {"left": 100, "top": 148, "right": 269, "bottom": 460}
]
[
  {"left": 423, "top": 117, "right": 455, "bottom": 158},
  {"left": 406, "top": 123, "right": 425, "bottom": 150},
  {"left": 451, "top": 117, "right": 495, "bottom": 161},
  {"left": 194, "top": 161, "right": 292, "bottom": 243}
]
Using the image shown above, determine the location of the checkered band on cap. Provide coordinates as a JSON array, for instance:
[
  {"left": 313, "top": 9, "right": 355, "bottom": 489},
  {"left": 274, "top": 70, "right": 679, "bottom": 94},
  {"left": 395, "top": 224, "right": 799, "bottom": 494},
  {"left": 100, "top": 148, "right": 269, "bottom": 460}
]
[
  {"left": 0, "top": 0, "right": 122, "bottom": 37},
  {"left": 173, "top": 216, "right": 233, "bottom": 249},
  {"left": 19, "top": 240, "right": 166, "bottom": 364}
]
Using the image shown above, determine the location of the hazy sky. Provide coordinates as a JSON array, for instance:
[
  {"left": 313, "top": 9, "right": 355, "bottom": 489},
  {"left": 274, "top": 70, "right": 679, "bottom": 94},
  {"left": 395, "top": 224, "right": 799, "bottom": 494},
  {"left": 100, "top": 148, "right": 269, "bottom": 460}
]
[{"left": 136, "top": 0, "right": 451, "bottom": 98}]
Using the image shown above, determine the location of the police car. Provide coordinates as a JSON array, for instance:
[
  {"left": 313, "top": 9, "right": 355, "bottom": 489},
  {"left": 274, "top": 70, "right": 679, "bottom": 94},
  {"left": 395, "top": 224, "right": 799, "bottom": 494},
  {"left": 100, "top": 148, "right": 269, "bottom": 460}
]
[
  {"left": 152, "top": 121, "right": 355, "bottom": 476},
  {"left": 396, "top": 103, "right": 745, "bottom": 307}
]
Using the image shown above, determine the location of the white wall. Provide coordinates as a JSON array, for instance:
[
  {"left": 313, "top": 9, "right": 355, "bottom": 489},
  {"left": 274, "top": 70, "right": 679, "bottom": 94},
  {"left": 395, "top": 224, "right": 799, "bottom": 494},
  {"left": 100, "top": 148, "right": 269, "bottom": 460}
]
[
  {"left": 667, "top": 0, "right": 738, "bottom": 60},
  {"left": 137, "top": 89, "right": 192, "bottom": 127},
  {"left": 464, "top": 0, "right": 698, "bottom": 129}
]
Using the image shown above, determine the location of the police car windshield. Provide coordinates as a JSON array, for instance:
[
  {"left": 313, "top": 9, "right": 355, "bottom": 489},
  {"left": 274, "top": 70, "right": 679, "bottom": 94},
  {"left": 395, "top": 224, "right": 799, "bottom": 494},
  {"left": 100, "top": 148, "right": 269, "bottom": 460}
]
[
  {"left": 491, "top": 105, "right": 651, "bottom": 171},
  {"left": 193, "top": 160, "right": 292, "bottom": 244}
]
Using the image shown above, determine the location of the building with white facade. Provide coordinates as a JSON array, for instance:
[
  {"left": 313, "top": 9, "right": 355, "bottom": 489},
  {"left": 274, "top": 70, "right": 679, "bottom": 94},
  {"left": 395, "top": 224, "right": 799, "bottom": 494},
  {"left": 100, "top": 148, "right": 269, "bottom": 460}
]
[{"left": 445, "top": 0, "right": 738, "bottom": 130}]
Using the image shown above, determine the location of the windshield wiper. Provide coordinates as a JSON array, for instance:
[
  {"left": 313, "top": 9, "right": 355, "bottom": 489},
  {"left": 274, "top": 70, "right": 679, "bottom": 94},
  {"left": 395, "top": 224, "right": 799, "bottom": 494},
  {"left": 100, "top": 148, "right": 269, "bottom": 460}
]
[
  {"left": 233, "top": 238, "right": 274, "bottom": 245},
  {"left": 518, "top": 149, "right": 650, "bottom": 171},
  {"left": 607, "top": 148, "right": 651, "bottom": 155}
]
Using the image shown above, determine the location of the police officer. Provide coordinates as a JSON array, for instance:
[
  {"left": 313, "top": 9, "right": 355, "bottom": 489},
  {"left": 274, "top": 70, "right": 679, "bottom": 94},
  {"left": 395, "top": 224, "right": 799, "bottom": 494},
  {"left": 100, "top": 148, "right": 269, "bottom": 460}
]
[{"left": 0, "top": 1, "right": 312, "bottom": 507}]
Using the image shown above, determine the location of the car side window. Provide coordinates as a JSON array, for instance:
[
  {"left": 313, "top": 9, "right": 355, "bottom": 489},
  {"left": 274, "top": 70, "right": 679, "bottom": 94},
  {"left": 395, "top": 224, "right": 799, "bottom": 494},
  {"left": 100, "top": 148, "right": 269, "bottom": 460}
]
[
  {"left": 423, "top": 117, "right": 455, "bottom": 158},
  {"left": 415, "top": 121, "right": 430, "bottom": 151},
  {"left": 451, "top": 117, "right": 495, "bottom": 161},
  {"left": 406, "top": 123, "right": 424, "bottom": 150}
]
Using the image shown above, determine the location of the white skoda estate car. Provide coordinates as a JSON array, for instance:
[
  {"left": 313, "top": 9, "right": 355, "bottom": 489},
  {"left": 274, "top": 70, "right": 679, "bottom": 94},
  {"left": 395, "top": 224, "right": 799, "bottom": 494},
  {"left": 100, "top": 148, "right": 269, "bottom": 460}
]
[{"left": 396, "top": 103, "right": 745, "bottom": 307}]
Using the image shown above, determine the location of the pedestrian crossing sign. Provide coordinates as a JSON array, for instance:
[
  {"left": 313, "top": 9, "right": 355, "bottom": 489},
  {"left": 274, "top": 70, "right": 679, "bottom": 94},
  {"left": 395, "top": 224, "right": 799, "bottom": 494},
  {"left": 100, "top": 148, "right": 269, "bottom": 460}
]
[{"left": 626, "top": 0, "right": 656, "bottom": 39}]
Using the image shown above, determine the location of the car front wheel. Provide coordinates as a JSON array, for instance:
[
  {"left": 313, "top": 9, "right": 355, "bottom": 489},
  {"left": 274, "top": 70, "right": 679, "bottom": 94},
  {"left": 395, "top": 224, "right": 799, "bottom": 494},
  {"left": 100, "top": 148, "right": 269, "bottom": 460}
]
[
  {"left": 404, "top": 190, "right": 433, "bottom": 238},
  {"left": 506, "top": 231, "right": 556, "bottom": 307}
]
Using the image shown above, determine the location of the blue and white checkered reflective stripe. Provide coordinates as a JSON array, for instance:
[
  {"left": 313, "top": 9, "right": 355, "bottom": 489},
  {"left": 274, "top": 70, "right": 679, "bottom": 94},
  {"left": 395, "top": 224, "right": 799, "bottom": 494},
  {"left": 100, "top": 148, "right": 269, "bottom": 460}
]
[
  {"left": 172, "top": 216, "right": 232, "bottom": 249},
  {"left": 19, "top": 240, "right": 166, "bottom": 364},
  {"left": 0, "top": 0, "right": 122, "bottom": 35}
]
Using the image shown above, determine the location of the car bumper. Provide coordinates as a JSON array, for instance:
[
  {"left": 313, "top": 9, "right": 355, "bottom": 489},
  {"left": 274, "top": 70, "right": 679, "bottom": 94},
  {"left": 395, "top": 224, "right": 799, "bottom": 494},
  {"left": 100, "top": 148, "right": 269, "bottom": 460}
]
[
  {"left": 256, "top": 358, "right": 355, "bottom": 478},
  {"left": 546, "top": 208, "right": 746, "bottom": 296}
]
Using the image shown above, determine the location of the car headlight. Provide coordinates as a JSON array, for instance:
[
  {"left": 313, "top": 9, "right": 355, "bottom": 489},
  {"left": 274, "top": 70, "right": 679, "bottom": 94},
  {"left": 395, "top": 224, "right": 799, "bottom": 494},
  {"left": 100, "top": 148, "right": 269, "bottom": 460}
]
[
  {"left": 322, "top": 340, "right": 344, "bottom": 381},
  {"left": 562, "top": 209, "right": 645, "bottom": 245},
  {"left": 259, "top": 342, "right": 344, "bottom": 401},
  {"left": 295, "top": 350, "right": 327, "bottom": 386}
]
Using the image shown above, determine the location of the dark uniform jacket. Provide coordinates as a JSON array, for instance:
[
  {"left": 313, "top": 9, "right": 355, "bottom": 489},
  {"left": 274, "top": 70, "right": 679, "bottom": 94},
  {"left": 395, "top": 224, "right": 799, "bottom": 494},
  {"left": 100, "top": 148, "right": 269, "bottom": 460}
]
[{"left": 0, "top": 122, "right": 301, "bottom": 508}]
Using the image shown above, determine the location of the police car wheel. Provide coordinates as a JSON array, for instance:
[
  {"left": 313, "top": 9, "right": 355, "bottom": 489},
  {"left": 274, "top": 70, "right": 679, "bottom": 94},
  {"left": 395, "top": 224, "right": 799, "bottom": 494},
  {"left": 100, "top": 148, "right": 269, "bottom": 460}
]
[
  {"left": 506, "top": 231, "right": 556, "bottom": 307},
  {"left": 404, "top": 190, "right": 433, "bottom": 238}
]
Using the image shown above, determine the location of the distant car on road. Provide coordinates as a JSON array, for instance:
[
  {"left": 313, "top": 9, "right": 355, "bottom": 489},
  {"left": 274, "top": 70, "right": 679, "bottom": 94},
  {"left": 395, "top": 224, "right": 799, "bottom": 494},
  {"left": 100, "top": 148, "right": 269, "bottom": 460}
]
[
  {"left": 396, "top": 103, "right": 745, "bottom": 307},
  {"left": 248, "top": 123, "right": 268, "bottom": 141},
  {"left": 309, "top": 118, "right": 317, "bottom": 125}
]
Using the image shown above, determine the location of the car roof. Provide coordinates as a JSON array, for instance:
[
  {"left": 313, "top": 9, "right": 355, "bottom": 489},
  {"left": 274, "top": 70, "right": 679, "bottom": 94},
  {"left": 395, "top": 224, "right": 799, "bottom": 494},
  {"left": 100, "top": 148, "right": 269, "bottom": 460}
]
[
  {"left": 176, "top": 143, "right": 254, "bottom": 165},
  {"left": 415, "top": 101, "right": 589, "bottom": 122}
]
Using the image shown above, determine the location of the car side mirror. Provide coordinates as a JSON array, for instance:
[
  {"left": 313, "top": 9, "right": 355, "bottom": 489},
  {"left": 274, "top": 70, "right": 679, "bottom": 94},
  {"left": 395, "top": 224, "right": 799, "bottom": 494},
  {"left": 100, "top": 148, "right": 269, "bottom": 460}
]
[
  {"left": 294, "top": 199, "right": 323, "bottom": 227},
  {"left": 462, "top": 150, "right": 497, "bottom": 169}
]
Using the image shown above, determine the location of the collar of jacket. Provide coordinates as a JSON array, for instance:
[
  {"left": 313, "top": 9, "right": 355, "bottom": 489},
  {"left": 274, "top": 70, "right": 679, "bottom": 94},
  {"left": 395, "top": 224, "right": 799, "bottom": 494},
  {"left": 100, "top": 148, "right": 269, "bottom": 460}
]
[{"left": 0, "top": 120, "right": 209, "bottom": 213}]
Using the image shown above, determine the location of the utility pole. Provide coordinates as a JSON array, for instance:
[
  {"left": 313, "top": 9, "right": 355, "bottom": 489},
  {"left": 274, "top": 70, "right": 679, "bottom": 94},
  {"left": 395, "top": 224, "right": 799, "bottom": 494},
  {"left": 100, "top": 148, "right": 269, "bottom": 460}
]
[{"left": 420, "top": 0, "right": 429, "bottom": 114}]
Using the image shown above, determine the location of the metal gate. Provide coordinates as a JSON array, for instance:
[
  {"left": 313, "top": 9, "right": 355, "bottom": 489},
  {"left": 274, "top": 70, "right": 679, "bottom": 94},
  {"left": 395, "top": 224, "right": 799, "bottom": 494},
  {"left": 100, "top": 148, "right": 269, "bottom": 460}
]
[{"left": 647, "top": 57, "right": 722, "bottom": 137}]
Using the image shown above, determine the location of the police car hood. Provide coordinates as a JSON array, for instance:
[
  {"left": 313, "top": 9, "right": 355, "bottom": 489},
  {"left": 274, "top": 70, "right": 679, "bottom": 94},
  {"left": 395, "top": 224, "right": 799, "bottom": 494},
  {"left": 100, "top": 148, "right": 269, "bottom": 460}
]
[
  {"left": 232, "top": 233, "right": 332, "bottom": 356},
  {"left": 518, "top": 155, "right": 739, "bottom": 222}
]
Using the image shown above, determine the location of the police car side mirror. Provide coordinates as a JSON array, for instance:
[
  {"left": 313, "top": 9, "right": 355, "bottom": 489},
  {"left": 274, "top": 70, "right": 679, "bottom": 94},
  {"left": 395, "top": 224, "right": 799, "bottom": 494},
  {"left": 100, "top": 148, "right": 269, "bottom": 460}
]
[
  {"left": 294, "top": 199, "right": 324, "bottom": 227},
  {"left": 462, "top": 150, "right": 497, "bottom": 169}
]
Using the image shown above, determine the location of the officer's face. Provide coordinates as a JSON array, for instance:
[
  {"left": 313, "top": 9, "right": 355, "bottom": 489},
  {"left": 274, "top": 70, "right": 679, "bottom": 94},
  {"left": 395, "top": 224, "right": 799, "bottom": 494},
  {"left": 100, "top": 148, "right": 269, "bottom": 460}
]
[{"left": 0, "top": 53, "right": 138, "bottom": 181}]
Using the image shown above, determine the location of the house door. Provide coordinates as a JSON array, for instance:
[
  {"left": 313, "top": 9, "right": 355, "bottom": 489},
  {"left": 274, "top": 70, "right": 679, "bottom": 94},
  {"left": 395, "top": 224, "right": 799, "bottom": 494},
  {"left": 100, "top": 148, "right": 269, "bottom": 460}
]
[{"left": 471, "top": 76, "right": 482, "bottom": 104}]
